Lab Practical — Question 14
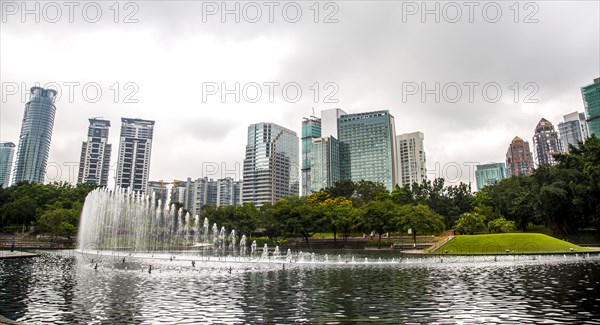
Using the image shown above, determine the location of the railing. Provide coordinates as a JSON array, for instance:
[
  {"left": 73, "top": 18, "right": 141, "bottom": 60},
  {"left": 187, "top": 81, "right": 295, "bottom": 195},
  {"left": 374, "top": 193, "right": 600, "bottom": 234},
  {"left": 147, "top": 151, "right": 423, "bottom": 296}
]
[
  {"left": 0, "top": 240, "right": 64, "bottom": 249},
  {"left": 428, "top": 234, "right": 455, "bottom": 253}
]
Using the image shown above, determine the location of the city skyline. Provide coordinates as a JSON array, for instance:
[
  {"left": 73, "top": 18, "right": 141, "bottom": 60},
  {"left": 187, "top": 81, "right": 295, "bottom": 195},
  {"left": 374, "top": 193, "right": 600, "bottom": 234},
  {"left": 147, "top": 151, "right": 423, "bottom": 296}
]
[
  {"left": 0, "top": 104, "right": 596, "bottom": 191},
  {"left": 1, "top": 2, "right": 598, "bottom": 187}
]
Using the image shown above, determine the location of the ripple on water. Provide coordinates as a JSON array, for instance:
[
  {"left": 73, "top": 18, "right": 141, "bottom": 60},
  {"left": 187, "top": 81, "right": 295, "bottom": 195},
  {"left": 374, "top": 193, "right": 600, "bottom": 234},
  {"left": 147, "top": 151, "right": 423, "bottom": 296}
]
[{"left": 0, "top": 251, "right": 599, "bottom": 323}]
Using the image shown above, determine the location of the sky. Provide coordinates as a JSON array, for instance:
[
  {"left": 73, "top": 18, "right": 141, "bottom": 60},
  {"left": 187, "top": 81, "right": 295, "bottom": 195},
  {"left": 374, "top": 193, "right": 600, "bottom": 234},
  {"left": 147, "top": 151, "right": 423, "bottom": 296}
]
[{"left": 1, "top": 1, "right": 599, "bottom": 189}]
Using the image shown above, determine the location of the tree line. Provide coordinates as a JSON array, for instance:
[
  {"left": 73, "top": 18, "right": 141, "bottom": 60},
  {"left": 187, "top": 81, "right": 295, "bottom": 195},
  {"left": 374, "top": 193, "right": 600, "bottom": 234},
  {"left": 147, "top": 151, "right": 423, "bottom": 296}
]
[
  {"left": 1, "top": 135, "right": 598, "bottom": 243},
  {"left": 200, "top": 135, "right": 600, "bottom": 243},
  {"left": 0, "top": 182, "right": 98, "bottom": 241}
]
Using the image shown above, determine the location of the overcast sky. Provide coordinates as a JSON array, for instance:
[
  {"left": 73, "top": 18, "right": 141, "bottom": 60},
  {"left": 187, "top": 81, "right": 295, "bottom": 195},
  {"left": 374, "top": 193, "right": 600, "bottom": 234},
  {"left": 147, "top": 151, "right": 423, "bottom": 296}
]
[{"left": 1, "top": 1, "right": 599, "bottom": 189}]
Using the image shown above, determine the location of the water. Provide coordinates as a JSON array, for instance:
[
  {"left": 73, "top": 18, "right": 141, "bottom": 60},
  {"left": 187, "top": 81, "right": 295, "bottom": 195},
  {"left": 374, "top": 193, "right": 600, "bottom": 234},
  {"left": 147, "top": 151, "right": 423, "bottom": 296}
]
[
  {"left": 27, "top": 189, "right": 598, "bottom": 323},
  {"left": 1, "top": 251, "right": 599, "bottom": 324}
]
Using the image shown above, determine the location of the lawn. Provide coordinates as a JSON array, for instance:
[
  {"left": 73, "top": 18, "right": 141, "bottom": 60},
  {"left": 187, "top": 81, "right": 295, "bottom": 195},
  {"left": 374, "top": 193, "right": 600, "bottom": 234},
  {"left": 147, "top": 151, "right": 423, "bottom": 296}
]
[{"left": 435, "top": 233, "right": 591, "bottom": 254}]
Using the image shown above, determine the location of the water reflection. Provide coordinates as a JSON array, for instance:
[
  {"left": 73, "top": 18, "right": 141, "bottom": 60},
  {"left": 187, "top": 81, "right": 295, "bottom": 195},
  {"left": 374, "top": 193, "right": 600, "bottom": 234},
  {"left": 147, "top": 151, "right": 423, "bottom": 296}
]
[{"left": 0, "top": 251, "right": 599, "bottom": 324}]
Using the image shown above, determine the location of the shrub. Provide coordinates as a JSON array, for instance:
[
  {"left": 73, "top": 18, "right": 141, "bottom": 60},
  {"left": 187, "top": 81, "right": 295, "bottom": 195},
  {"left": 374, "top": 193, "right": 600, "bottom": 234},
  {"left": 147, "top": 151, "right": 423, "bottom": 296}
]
[{"left": 488, "top": 217, "right": 516, "bottom": 233}]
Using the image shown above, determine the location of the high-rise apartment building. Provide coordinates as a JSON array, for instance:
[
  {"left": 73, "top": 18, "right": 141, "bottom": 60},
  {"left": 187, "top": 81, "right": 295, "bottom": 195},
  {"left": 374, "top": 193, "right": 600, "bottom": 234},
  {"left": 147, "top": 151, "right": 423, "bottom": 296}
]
[
  {"left": 147, "top": 180, "right": 170, "bottom": 203},
  {"left": 0, "top": 142, "right": 16, "bottom": 188},
  {"left": 78, "top": 118, "right": 112, "bottom": 186},
  {"left": 215, "top": 177, "right": 242, "bottom": 206},
  {"left": 533, "top": 118, "right": 563, "bottom": 166},
  {"left": 558, "top": 111, "right": 589, "bottom": 152},
  {"left": 338, "top": 110, "right": 398, "bottom": 191},
  {"left": 170, "top": 177, "right": 242, "bottom": 215},
  {"left": 170, "top": 179, "right": 190, "bottom": 205},
  {"left": 13, "top": 87, "right": 58, "bottom": 184},
  {"left": 475, "top": 163, "right": 506, "bottom": 190},
  {"left": 506, "top": 136, "right": 534, "bottom": 177},
  {"left": 582, "top": 77, "right": 600, "bottom": 137},
  {"left": 115, "top": 118, "right": 154, "bottom": 193},
  {"left": 242, "top": 122, "right": 299, "bottom": 207},
  {"left": 301, "top": 116, "right": 321, "bottom": 196},
  {"left": 396, "top": 132, "right": 426, "bottom": 186},
  {"left": 310, "top": 136, "right": 341, "bottom": 192}
]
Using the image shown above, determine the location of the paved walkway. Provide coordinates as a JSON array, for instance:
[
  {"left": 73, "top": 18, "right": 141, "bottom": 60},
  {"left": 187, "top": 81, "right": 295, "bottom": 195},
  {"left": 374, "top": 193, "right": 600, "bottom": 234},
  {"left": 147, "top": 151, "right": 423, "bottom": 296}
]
[
  {"left": 0, "top": 314, "right": 20, "bottom": 324},
  {"left": 0, "top": 250, "right": 39, "bottom": 259}
]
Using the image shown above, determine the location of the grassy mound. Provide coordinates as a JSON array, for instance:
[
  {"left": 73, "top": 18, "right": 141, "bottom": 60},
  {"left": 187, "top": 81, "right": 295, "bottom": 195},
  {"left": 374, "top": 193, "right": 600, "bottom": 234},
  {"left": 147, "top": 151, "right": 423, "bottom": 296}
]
[{"left": 435, "top": 233, "right": 590, "bottom": 254}]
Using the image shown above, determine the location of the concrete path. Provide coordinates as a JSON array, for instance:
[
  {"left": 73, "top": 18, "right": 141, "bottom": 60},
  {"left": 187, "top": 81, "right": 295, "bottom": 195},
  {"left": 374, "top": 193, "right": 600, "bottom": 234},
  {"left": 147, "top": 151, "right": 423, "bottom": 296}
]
[
  {"left": 0, "top": 314, "right": 20, "bottom": 324},
  {"left": 0, "top": 251, "right": 39, "bottom": 259}
]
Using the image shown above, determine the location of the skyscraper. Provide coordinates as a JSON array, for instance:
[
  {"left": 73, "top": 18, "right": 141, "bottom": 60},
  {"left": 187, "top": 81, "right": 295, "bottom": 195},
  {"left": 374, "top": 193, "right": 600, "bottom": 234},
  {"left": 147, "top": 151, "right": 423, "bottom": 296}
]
[
  {"left": 301, "top": 116, "right": 321, "bottom": 196},
  {"left": 475, "top": 163, "right": 506, "bottom": 190},
  {"left": 582, "top": 77, "right": 600, "bottom": 137},
  {"left": 558, "top": 111, "right": 588, "bottom": 152},
  {"left": 579, "top": 112, "right": 590, "bottom": 141},
  {"left": 0, "top": 142, "right": 16, "bottom": 188},
  {"left": 506, "top": 136, "right": 534, "bottom": 177},
  {"left": 242, "top": 122, "right": 299, "bottom": 207},
  {"left": 533, "top": 118, "right": 562, "bottom": 166},
  {"left": 78, "top": 118, "right": 112, "bottom": 186},
  {"left": 12, "top": 87, "right": 58, "bottom": 184},
  {"left": 310, "top": 136, "right": 341, "bottom": 192},
  {"left": 320, "top": 108, "right": 347, "bottom": 138},
  {"left": 115, "top": 118, "right": 155, "bottom": 193},
  {"left": 338, "top": 110, "right": 398, "bottom": 191},
  {"left": 396, "top": 132, "right": 427, "bottom": 186}
]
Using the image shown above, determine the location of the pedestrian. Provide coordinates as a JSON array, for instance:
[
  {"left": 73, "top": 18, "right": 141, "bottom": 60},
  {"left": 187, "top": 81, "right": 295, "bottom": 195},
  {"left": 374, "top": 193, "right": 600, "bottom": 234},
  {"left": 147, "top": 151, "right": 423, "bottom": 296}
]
[{"left": 10, "top": 238, "right": 15, "bottom": 252}]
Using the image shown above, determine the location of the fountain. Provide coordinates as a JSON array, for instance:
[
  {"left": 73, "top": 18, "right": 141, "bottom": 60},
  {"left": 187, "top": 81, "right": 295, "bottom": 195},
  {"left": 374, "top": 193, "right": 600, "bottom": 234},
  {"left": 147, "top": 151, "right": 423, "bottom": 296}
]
[
  {"left": 78, "top": 188, "right": 600, "bottom": 269},
  {"left": 261, "top": 244, "right": 269, "bottom": 260}
]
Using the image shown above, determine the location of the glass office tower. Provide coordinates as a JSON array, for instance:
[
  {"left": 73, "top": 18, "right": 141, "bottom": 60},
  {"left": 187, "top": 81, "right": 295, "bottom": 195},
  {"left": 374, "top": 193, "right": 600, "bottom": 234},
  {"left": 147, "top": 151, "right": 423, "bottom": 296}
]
[
  {"left": 242, "top": 122, "right": 299, "bottom": 207},
  {"left": 475, "top": 162, "right": 507, "bottom": 191},
  {"left": 338, "top": 110, "right": 397, "bottom": 191},
  {"left": 582, "top": 78, "right": 600, "bottom": 137},
  {"left": 558, "top": 111, "right": 588, "bottom": 152},
  {"left": 310, "top": 136, "right": 341, "bottom": 192},
  {"left": 301, "top": 116, "right": 321, "bottom": 196},
  {"left": 13, "top": 87, "right": 58, "bottom": 184},
  {"left": 0, "top": 142, "right": 16, "bottom": 188}
]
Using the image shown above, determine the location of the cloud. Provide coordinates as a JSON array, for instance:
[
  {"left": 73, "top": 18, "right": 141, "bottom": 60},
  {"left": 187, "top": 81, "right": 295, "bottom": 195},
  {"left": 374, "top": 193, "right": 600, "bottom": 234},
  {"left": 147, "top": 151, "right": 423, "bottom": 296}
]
[{"left": 1, "top": 1, "right": 598, "bottom": 187}]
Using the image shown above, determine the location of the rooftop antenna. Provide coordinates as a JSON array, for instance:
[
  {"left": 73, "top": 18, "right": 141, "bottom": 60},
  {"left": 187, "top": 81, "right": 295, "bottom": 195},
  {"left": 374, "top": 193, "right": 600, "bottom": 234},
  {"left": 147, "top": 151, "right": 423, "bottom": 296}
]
[{"left": 312, "top": 107, "right": 316, "bottom": 118}]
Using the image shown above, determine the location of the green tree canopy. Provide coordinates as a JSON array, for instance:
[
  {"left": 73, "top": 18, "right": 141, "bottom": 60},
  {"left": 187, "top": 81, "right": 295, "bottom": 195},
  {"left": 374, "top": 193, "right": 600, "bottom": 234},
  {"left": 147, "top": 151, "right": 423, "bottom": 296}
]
[{"left": 395, "top": 204, "right": 445, "bottom": 245}]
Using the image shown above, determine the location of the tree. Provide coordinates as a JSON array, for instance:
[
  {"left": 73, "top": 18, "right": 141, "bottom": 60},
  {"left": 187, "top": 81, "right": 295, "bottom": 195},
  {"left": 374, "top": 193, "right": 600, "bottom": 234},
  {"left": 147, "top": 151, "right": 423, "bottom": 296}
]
[
  {"left": 332, "top": 205, "right": 361, "bottom": 241},
  {"left": 320, "top": 196, "right": 356, "bottom": 242},
  {"left": 325, "top": 180, "right": 355, "bottom": 199},
  {"left": 36, "top": 208, "right": 78, "bottom": 241},
  {"left": 473, "top": 204, "right": 501, "bottom": 226},
  {"left": 1, "top": 196, "right": 36, "bottom": 229},
  {"left": 60, "top": 222, "right": 77, "bottom": 243},
  {"left": 390, "top": 184, "right": 416, "bottom": 205},
  {"left": 233, "top": 203, "right": 260, "bottom": 238},
  {"left": 489, "top": 176, "right": 536, "bottom": 231},
  {"left": 360, "top": 200, "right": 398, "bottom": 245},
  {"left": 395, "top": 204, "right": 445, "bottom": 246},
  {"left": 259, "top": 204, "right": 285, "bottom": 244},
  {"left": 454, "top": 212, "right": 486, "bottom": 235},
  {"left": 354, "top": 180, "right": 387, "bottom": 207},
  {"left": 272, "top": 196, "right": 323, "bottom": 247},
  {"left": 552, "top": 135, "right": 600, "bottom": 235},
  {"left": 487, "top": 217, "right": 516, "bottom": 233}
]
